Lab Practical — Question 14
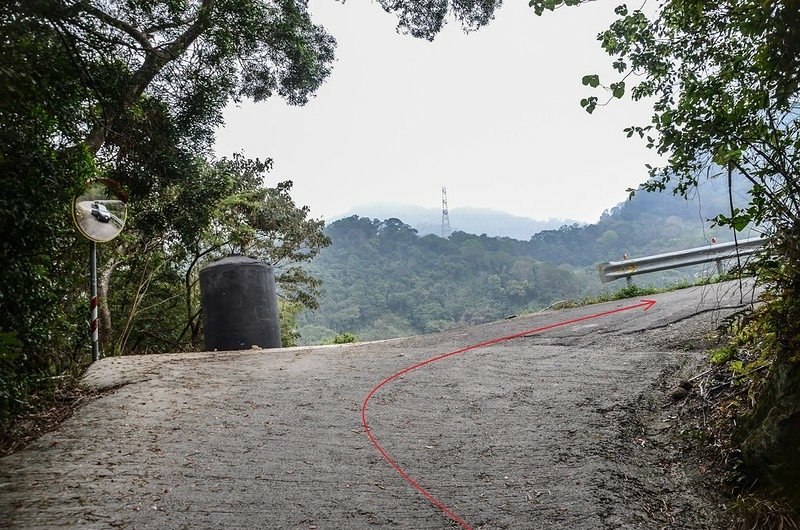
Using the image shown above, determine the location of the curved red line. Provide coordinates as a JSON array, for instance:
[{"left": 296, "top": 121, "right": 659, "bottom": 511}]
[{"left": 360, "top": 299, "right": 655, "bottom": 528}]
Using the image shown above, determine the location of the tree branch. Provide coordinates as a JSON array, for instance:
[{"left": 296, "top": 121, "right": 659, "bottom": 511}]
[
  {"left": 143, "top": 16, "right": 198, "bottom": 35},
  {"left": 733, "top": 160, "right": 800, "bottom": 224},
  {"left": 84, "top": 0, "right": 215, "bottom": 155},
  {"left": 78, "top": 3, "right": 153, "bottom": 51},
  {"left": 160, "top": 0, "right": 214, "bottom": 60},
  {"left": 741, "top": 139, "right": 800, "bottom": 214}
]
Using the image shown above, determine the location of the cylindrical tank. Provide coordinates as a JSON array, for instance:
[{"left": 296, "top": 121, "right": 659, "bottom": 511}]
[{"left": 199, "top": 255, "right": 282, "bottom": 351}]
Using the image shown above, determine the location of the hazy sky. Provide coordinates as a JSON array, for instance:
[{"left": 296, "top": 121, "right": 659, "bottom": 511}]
[{"left": 214, "top": 0, "right": 661, "bottom": 223}]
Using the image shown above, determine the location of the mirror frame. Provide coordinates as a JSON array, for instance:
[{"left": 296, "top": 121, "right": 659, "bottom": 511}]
[{"left": 72, "top": 179, "right": 128, "bottom": 243}]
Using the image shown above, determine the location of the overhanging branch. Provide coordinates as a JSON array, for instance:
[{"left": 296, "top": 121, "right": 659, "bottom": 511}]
[{"left": 78, "top": 2, "right": 153, "bottom": 51}]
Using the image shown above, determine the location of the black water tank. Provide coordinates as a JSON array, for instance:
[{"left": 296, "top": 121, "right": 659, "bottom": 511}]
[{"left": 199, "top": 255, "right": 282, "bottom": 351}]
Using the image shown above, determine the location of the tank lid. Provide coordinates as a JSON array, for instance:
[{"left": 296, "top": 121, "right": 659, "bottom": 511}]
[{"left": 200, "top": 254, "right": 272, "bottom": 273}]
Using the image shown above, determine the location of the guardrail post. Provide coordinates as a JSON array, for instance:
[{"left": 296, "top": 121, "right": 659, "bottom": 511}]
[{"left": 716, "top": 259, "right": 724, "bottom": 276}]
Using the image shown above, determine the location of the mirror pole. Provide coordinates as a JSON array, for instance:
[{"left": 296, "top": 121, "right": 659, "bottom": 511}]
[{"left": 89, "top": 241, "right": 99, "bottom": 362}]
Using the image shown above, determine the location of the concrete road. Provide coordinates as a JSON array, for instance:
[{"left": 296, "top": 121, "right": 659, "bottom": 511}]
[
  {"left": 0, "top": 281, "right": 754, "bottom": 529},
  {"left": 74, "top": 200, "right": 124, "bottom": 242}
]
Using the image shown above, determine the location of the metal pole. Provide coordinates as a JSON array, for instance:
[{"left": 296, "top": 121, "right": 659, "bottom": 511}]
[{"left": 89, "top": 241, "right": 99, "bottom": 362}]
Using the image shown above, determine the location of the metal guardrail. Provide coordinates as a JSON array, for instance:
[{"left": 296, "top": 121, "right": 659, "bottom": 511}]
[{"left": 598, "top": 236, "right": 768, "bottom": 284}]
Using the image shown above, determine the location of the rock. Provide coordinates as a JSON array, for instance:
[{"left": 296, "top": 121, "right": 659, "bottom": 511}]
[{"left": 670, "top": 387, "right": 689, "bottom": 400}]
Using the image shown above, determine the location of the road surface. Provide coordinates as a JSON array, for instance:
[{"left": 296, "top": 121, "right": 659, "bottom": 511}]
[
  {"left": 74, "top": 200, "right": 125, "bottom": 242},
  {"left": 0, "top": 281, "right": 754, "bottom": 529}
]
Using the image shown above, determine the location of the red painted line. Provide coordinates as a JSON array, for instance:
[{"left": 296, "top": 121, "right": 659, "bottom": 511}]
[{"left": 360, "top": 299, "right": 656, "bottom": 529}]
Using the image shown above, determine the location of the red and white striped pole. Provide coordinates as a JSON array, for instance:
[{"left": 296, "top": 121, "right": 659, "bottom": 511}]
[{"left": 89, "top": 241, "right": 99, "bottom": 362}]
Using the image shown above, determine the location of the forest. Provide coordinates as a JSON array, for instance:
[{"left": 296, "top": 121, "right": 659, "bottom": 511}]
[{"left": 298, "top": 181, "right": 750, "bottom": 344}]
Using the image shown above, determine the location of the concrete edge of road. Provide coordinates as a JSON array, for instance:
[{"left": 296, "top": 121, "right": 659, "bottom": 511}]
[{"left": 81, "top": 336, "right": 411, "bottom": 392}]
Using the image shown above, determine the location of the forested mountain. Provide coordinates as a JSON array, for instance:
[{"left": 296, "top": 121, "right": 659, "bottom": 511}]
[
  {"left": 298, "top": 217, "right": 588, "bottom": 344},
  {"left": 334, "top": 204, "right": 577, "bottom": 240},
  {"left": 298, "top": 179, "right": 758, "bottom": 345},
  {"left": 529, "top": 176, "right": 758, "bottom": 266}
]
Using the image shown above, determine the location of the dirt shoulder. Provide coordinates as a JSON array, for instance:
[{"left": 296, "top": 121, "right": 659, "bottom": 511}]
[{"left": 0, "top": 281, "right": 752, "bottom": 529}]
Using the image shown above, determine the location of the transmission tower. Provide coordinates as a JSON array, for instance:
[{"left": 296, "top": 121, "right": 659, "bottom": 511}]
[{"left": 441, "top": 186, "right": 451, "bottom": 239}]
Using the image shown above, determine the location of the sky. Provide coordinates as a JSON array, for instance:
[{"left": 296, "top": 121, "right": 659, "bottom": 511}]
[{"left": 213, "top": 0, "right": 661, "bottom": 224}]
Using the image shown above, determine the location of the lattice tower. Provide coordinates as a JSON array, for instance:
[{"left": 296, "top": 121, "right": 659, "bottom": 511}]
[{"left": 441, "top": 186, "right": 451, "bottom": 239}]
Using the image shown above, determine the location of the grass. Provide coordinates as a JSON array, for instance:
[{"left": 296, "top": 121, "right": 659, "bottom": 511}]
[
  {"left": 1, "top": 355, "right": 88, "bottom": 457},
  {"left": 731, "top": 495, "right": 799, "bottom": 530},
  {"left": 545, "top": 273, "right": 737, "bottom": 311}
]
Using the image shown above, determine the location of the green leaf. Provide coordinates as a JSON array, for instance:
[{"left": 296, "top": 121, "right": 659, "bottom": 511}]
[
  {"left": 711, "top": 144, "right": 743, "bottom": 166},
  {"left": 580, "top": 96, "right": 598, "bottom": 114},
  {"left": 732, "top": 215, "right": 751, "bottom": 232},
  {"left": 582, "top": 74, "right": 600, "bottom": 88}
]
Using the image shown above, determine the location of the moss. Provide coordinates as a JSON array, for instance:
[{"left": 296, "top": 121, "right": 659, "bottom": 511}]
[
  {"left": 737, "top": 359, "right": 800, "bottom": 510},
  {"left": 730, "top": 291, "right": 800, "bottom": 512},
  {"left": 710, "top": 345, "right": 737, "bottom": 365}
]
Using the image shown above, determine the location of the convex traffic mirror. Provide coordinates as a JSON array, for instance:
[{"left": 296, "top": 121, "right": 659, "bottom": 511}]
[{"left": 73, "top": 180, "right": 127, "bottom": 243}]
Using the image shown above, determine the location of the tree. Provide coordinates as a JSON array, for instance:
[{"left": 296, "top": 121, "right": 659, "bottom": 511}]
[
  {"left": 1, "top": 0, "right": 506, "bottom": 437},
  {"left": 0, "top": 6, "right": 96, "bottom": 423},
  {"left": 375, "top": 0, "right": 502, "bottom": 40},
  {"left": 2, "top": 0, "right": 334, "bottom": 360},
  {"left": 16, "top": 0, "right": 504, "bottom": 157},
  {"left": 531, "top": 0, "right": 800, "bottom": 510},
  {"left": 174, "top": 157, "right": 331, "bottom": 348},
  {"left": 101, "top": 155, "right": 330, "bottom": 354},
  {"left": 531, "top": 0, "right": 798, "bottom": 238}
]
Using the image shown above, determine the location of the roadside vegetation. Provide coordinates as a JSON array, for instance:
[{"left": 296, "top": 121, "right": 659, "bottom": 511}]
[
  {"left": 531, "top": 0, "right": 800, "bottom": 521},
  {"left": 546, "top": 275, "right": 735, "bottom": 310}
]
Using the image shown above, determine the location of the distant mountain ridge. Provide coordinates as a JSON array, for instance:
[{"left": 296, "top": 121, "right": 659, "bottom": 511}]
[{"left": 333, "top": 203, "right": 580, "bottom": 241}]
